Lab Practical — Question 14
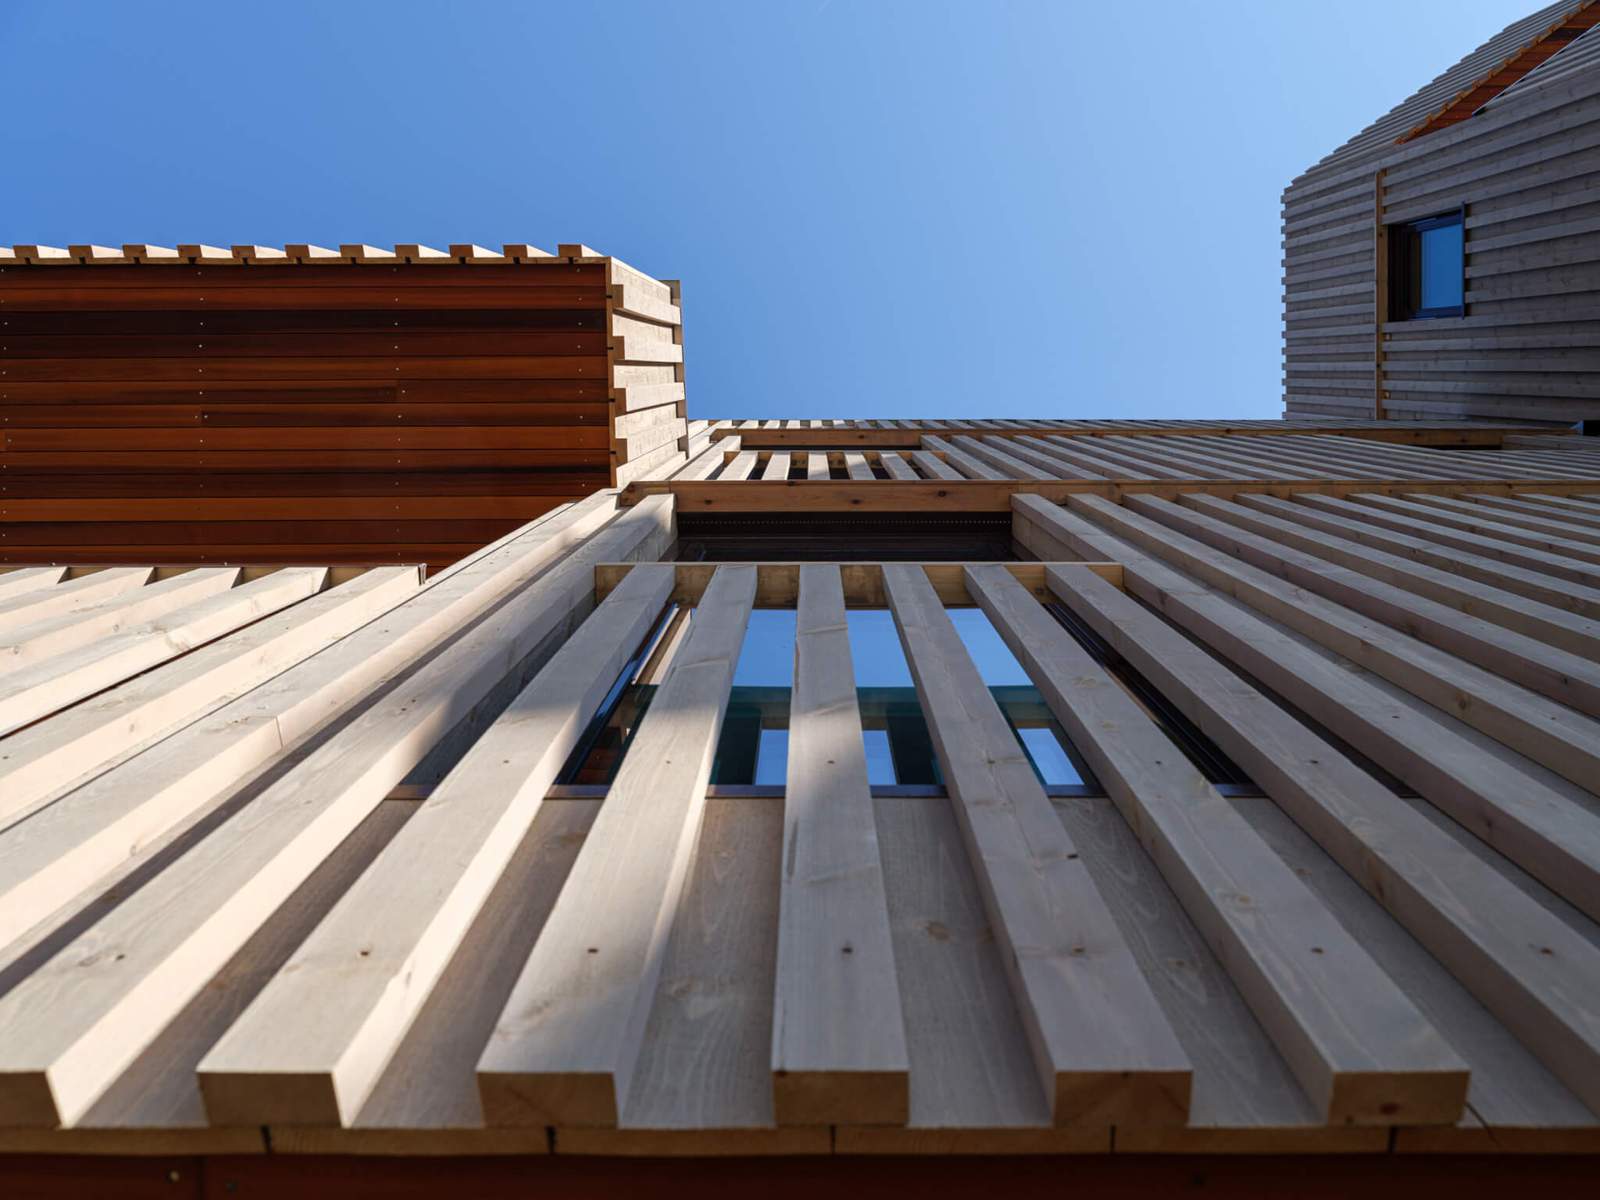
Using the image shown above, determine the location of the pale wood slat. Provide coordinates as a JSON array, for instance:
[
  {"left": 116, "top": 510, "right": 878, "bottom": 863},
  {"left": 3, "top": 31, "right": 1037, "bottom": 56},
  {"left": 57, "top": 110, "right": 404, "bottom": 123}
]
[
  {"left": 876, "top": 452, "right": 914, "bottom": 480},
  {"left": 1357, "top": 494, "right": 1600, "bottom": 567},
  {"left": 1425, "top": 494, "right": 1600, "bottom": 547},
  {"left": 908, "top": 450, "right": 962, "bottom": 480},
  {"left": 0, "top": 568, "right": 329, "bottom": 738},
  {"left": 197, "top": 564, "right": 677, "bottom": 1126},
  {"left": 71, "top": 800, "right": 416, "bottom": 1138},
  {"left": 919, "top": 435, "right": 1004, "bottom": 481},
  {"left": 1201, "top": 496, "right": 1598, "bottom": 664},
  {"left": 0, "top": 500, "right": 610, "bottom": 908},
  {"left": 1130, "top": 494, "right": 1600, "bottom": 715},
  {"left": 0, "top": 567, "right": 154, "bottom": 634},
  {"left": 772, "top": 565, "right": 909, "bottom": 1125},
  {"left": 1013, "top": 494, "right": 1600, "bottom": 927},
  {"left": 843, "top": 452, "right": 874, "bottom": 481},
  {"left": 0, "top": 496, "right": 673, "bottom": 1127},
  {"left": 0, "top": 567, "right": 241, "bottom": 670},
  {"left": 1240, "top": 492, "right": 1600, "bottom": 630},
  {"left": 477, "top": 564, "right": 757, "bottom": 1127},
  {"left": 967, "top": 563, "right": 1467, "bottom": 1125},
  {"left": 1041, "top": 559, "right": 1600, "bottom": 1120},
  {"left": 718, "top": 450, "right": 759, "bottom": 481},
  {"left": 0, "top": 567, "right": 69, "bottom": 603},
  {"left": 951, "top": 436, "right": 1054, "bottom": 481},
  {"left": 1292, "top": 492, "right": 1600, "bottom": 591},
  {"left": 881, "top": 563, "right": 1191, "bottom": 1126},
  {"left": 0, "top": 569, "right": 425, "bottom": 931},
  {"left": 1476, "top": 494, "right": 1600, "bottom": 531},
  {"left": 1071, "top": 494, "right": 1600, "bottom": 794}
]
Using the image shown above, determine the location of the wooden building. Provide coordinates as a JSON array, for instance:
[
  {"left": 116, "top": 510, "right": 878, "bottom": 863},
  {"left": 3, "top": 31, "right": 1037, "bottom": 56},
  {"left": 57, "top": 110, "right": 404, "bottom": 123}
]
[
  {"left": 2, "top": 413, "right": 1600, "bottom": 1196},
  {"left": 1283, "top": 0, "right": 1600, "bottom": 427},
  {"left": 0, "top": 242, "right": 686, "bottom": 570}
]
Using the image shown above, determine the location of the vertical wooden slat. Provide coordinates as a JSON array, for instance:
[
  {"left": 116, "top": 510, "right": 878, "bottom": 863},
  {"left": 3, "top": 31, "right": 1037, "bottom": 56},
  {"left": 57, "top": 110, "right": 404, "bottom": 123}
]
[
  {"left": 966, "top": 563, "right": 1468, "bottom": 1126},
  {"left": 881, "top": 563, "right": 1191, "bottom": 1126},
  {"left": 0, "top": 566, "right": 69, "bottom": 602},
  {"left": 1012, "top": 493, "right": 1600, "bottom": 925},
  {"left": 0, "top": 568, "right": 423, "bottom": 916},
  {"left": 843, "top": 452, "right": 874, "bottom": 481},
  {"left": 772, "top": 565, "right": 909, "bottom": 1125},
  {"left": 0, "top": 567, "right": 241, "bottom": 669},
  {"left": 1043, "top": 559, "right": 1600, "bottom": 1120},
  {"left": 1067, "top": 493, "right": 1600, "bottom": 793},
  {"left": 0, "top": 567, "right": 154, "bottom": 633},
  {"left": 0, "top": 567, "right": 330, "bottom": 737},
  {"left": 0, "top": 499, "right": 675, "bottom": 1127},
  {"left": 478, "top": 564, "right": 757, "bottom": 1127},
  {"left": 197, "top": 564, "right": 677, "bottom": 1126},
  {"left": 879, "top": 453, "right": 917, "bottom": 481}
]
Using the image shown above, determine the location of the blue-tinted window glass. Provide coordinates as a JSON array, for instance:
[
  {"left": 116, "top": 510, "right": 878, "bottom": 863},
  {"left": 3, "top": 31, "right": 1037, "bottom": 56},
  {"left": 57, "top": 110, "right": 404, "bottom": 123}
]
[
  {"left": 848, "top": 609, "right": 940, "bottom": 785},
  {"left": 847, "top": 609, "right": 912, "bottom": 686},
  {"left": 755, "top": 727, "right": 788, "bottom": 785},
  {"left": 947, "top": 607, "right": 1031, "bottom": 684},
  {"left": 732, "top": 609, "right": 796, "bottom": 687},
  {"left": 1016, "top": 726, "right": 1086, "bottom": 786},
  {"left": 1419, "top": 220, "right": 1463, "bottom": 311},
  {"left": 711, "top": 608, "right": 794, "bottom": 786},
  {"left": 863, "top": 728, "right": 897, "bottom": 785}
]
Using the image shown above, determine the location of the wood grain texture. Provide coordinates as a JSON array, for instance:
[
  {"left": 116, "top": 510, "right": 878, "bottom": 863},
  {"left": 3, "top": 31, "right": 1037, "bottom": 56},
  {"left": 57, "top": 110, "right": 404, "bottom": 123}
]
[
  {"left": 771, "top": 565, "right": 909, "bottom": 1125},
  {"left": 477, "top": 565, "right": 757, "bottom": 1127},
  {"left": 196, "top": 564, "right": 676, "bottom": 1126},
  {"left": 0, "top": 498, "right": 671, "bottom": 1126},
  {"left": 1015, "top": 494, "right": 1600, "bottom": 926},
  {"left": 0, "top": 252, "right": 683, "bottom": 567},
  {"left": 967, "top": 563, "right": 1467, "bottom": 1126},
  {"left": 882, "top": 563, "right": 1192, "bottom": 1126}
]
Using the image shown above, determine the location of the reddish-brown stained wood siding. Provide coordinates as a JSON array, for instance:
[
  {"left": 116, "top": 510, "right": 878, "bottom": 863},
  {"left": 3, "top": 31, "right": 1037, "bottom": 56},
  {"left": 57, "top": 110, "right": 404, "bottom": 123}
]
[{"left": 0, "top": 262, "right": 615, "bottom": 570}]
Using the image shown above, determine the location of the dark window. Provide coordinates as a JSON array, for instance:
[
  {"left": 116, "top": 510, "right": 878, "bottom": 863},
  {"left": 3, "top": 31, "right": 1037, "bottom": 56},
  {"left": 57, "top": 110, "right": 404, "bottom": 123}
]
[
  {"left": 673, "top": 512, "right": 1021, "bottom": 561},
  {"left": 1044, "top": 600, "right": 1258, "bottom": 794},
  {"left": 1389, "top": 209, "right": 1465, "bottom": 320}
]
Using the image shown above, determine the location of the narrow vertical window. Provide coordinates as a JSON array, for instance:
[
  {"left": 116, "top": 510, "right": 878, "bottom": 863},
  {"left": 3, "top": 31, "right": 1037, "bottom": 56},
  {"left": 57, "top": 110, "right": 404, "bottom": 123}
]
[
  {"left": 848, "top": 609, "right": 942, "bottom": 787},
  {"left": 946, "top": 607, "right": 1098, "bottom": 790},
  {"left": 711, "top": 609, "right": 795, "bottom": 786}
]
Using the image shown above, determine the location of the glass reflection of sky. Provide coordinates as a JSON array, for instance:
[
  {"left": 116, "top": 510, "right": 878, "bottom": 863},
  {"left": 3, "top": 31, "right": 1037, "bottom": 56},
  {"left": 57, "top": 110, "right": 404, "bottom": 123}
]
[{"left": 727, "top": 604, "right": 1080, "bottom": 787}]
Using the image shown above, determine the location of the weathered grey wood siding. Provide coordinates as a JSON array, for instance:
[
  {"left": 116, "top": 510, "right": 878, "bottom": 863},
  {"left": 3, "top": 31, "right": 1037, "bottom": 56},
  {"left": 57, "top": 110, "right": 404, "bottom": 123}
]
[{"left": 1283, "top": 4, "right": 1600, "bottom": 425}]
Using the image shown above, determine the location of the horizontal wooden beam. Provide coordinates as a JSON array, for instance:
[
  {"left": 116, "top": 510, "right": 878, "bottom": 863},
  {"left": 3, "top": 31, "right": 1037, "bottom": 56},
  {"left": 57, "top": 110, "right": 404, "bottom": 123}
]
[
  {"left": 622, "top": 477, "right": 1600, "bottom": 513},
  {"left": 709, "top": 427, "right": 1518, "bottom": 449},
  {"left": 594, "top": 561, "right": 1124, "bottom": 608}
]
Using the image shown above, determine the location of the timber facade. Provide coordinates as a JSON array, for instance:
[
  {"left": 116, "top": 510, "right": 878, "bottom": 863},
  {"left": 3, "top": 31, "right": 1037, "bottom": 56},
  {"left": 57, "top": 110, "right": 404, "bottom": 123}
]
[
  {"left": 7, "top": 5, "right": 1600, "bottom": 1188},
  {"left": 0, "top": 243, "right": 686, "bottom": 570},
  {"left": 2, "top": 417, "right": 1600, "bottom": 1197},
  {"left": 1283, "top": 0, "right": 1600, "bottom": 426}
]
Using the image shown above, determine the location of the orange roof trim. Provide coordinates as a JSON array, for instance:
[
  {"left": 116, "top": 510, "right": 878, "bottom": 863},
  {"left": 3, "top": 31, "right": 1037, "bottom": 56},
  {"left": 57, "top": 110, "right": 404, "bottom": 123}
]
[{"left": 1396, "top": 0, "right": 1600, "bottom": 144}]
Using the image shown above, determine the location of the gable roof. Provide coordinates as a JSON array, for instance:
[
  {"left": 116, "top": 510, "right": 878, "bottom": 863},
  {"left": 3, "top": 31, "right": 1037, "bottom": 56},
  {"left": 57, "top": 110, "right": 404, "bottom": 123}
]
[{"left": 1300, "top": 0, "right": 1597, "bottom": 180}]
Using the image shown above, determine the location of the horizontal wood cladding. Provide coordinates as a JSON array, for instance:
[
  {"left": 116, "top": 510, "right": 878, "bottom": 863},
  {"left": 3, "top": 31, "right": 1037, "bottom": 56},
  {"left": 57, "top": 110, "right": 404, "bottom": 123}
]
[
  {"left": 1283, "top": 54, "right": 1600, "bottom": 424},
  {"left": 0, "top": 250, "right": 687, "bottom": 568}
]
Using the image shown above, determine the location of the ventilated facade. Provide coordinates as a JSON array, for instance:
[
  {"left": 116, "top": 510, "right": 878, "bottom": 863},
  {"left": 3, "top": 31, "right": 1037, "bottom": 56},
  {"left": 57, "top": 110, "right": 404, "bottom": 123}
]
[{"left": 3, "top": 418, "right": 1600, "bottom": 1195}]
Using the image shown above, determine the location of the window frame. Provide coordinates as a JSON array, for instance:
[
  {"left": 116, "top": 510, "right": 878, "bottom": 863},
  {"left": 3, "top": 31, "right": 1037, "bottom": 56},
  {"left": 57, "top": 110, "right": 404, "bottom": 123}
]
[{"left": 1388, "top": 206, "right": 1466, "bottom": 321}]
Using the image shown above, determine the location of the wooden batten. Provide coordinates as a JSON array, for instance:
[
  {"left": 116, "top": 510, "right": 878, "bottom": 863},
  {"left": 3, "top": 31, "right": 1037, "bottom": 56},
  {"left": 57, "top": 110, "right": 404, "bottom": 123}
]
[
  {"left": 772, "top": 565, "right": 910, "bottom": 1124},
  {"left": 478, "top": 564, "right": 756, "bottom": 1127}
]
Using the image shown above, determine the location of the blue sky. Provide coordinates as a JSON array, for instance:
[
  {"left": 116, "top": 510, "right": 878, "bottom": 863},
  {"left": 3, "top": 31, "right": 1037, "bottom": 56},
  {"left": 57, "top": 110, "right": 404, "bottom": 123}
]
[{"left": 1, "top": 0, "right": 1534, "bottom": 421}]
